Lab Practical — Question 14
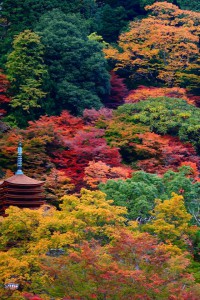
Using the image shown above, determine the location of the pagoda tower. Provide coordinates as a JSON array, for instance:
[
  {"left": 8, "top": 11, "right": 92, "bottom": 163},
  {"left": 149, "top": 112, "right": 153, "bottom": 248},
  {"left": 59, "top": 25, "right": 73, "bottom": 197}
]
[{"left": 0, "top": 142, "right": 45, "bottom": 215}]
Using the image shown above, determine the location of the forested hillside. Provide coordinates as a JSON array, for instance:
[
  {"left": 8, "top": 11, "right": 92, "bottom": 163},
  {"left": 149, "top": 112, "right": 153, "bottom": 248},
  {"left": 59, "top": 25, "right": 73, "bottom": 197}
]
[{"left": 0, "top": 1, "right": 200, "bottom": 299}]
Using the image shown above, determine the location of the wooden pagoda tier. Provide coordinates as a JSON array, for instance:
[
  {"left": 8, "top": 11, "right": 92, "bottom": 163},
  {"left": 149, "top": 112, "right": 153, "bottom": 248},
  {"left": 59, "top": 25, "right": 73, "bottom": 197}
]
[{"left": 0, "top": 174, "right": 45, "bottom": 215}]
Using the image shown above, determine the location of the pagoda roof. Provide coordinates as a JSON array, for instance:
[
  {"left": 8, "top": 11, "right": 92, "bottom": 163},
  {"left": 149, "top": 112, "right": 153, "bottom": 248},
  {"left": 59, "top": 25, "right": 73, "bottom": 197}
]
[
  {"left": 4, "top": 194, "right": 44, "bottom": 199},
  {"left": 3, "top": 200, "right": 45, "bottom": 205},
  {"left": 3, "top": 174, "right": 44, "bottom": 186},
  {"left": 3, "top": 187, "right": 43, "bottom": 193}
]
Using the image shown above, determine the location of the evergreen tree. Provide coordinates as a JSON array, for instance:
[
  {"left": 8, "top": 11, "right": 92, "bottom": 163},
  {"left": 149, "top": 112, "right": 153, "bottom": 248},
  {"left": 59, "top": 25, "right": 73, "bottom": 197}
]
[
  {"left": 0, "top": 0, "right": 96, "bottom": 34},
  {"left": 0, "top": 0, "right": 97, "bottom": 66},
  {"left": 94, "top": 4, "right": 127, "bottom": 43},
  {"left": 36, "top": 10, "right": 110, "bottom": 115},
  {"left": 6, "top": 30, "right": 47, "bottom": 126}
]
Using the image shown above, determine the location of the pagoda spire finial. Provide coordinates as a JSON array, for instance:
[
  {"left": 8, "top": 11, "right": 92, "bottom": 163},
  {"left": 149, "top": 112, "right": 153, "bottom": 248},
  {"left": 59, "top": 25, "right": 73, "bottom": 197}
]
[{"left": 15, "top": 141, "right": 23, "bottom": 175}]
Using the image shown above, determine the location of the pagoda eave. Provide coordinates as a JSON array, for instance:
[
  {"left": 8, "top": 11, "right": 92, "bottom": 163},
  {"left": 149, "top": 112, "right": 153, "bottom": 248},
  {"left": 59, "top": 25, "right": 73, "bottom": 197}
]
[{"left": 3, "top": 201, "right": 45, "bottom": 206}]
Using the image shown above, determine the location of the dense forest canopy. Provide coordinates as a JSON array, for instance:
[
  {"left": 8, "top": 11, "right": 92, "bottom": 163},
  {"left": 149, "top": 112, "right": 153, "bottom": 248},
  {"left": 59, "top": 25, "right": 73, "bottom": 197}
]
[{"left": 0, "top": 1, "right": 200, "bottom": 299}]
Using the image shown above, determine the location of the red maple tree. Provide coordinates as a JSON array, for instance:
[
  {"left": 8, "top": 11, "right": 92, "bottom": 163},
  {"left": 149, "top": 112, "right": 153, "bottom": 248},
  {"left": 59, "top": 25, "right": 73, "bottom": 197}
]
[{"left": 0, "top": 69, "right": 10, "bottom": 117}]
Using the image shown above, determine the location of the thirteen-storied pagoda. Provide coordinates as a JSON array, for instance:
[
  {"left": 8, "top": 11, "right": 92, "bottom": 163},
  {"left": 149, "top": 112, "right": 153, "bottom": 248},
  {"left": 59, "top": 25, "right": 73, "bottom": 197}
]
[{"left": 0, "top": 142, "right": 45, "bottom": 215}]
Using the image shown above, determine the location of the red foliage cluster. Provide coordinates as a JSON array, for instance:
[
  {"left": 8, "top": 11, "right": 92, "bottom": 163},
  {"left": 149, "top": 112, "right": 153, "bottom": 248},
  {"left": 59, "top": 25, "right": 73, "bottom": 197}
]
[
  {"left": 52, "top": 128, "right": 122, "bottom": 190},
  {"left": 125, "top": 86, "right": 196, "bottom": 106},
  {"left": 83, "top": 107, "right": 113, "bottom": 125},
  {"left": 0, "top": 69, "right": 10, "bottom": 116},
  {"left": 135, "top": 132, "right": 200, "bottom": 174},
  {"left": 181, "top": 161, "right": 200, "bottom": 182},
  {"left": 27, "top": 110, "right": 84, "bottom": 140},
  {"left": 0, "top": 110, "right": 125, "bottom": 191},
  {"left": 56, "top": 229, "right": 199, "bottom": 299},
  {"left": 2, "top": 108, "right": 199, "bottom": 190},
  {"left": 23, "top": 293, "right": 43, "bottom": 300},
  {"left": 0, "top": 111, "right": 84, "bottom": 176},
  {"left": 84, "top": 160, "right": 132, "bottom": 188},
  {"left": 187, "top": 94, "right": 200, "bottom": 107},
  {"left": 105, "top": 71, "right": 128, "bottom": 108},
  {"left": 28, "top": 115, "right": 123, "bottom": 191}
]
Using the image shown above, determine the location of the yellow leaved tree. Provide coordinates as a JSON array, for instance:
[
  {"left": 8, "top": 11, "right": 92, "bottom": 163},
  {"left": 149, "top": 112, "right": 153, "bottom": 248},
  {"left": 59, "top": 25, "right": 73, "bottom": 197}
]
[
  {"left": 0, "top": 189, "right": 127, "bottom": 298},
  {"left": 144, "top": 193, "right": 196, "bottom": 252}
]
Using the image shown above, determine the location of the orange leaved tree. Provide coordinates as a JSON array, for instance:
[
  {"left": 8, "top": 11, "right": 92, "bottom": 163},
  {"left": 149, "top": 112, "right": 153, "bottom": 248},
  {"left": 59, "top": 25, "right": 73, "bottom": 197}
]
[
  {"left": 104, "top": 2, "right": 200, "bottom": 91},
  {"left": 84, "top": 160, "right": 131, "bottom": 189}
]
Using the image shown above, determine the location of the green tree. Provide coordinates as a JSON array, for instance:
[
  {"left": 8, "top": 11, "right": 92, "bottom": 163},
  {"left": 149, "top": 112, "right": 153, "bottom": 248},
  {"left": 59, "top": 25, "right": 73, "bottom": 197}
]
[
  {"left": 162, "top": 167, "right": 200, "bottom": 225},
  {"left": 94, "top": 4, "right": 127, "bottom": 43},
  {"left": 116, "top": 97, "right": 200, "bottom": 153},
  {"left": 100, "top": 168, "right": 200, "bottom": 224},
  {"left": 6, "top": 30, "right": 47, "bottom": 126},
  {"left": 36, "top": 10, "right": 110, "bottom": 115},
  {"left": 100, "top": 171, "right": 164, "bottom": 221},
  {"left": 1, "top": 0, "right": 96, "bottom": 32},
  {"left": 96, "top": 0, "right": 145, "bottom": 18},
  {"left": 177, "top": 0, "right": 200, "bottom": 11},
  {"left": 0, "top": 0, "right": 97, "bottom": 65}
]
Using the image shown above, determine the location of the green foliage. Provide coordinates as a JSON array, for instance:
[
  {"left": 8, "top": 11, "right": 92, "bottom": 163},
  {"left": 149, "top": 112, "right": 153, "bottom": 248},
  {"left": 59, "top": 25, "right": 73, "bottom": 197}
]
[
  {"left": 94, "top": 4, "right": 128, "bottom": 43},
  {"left": 36, "top": 10, "right": 110, "bottom": 115},
  {"left": 88, "top": 32, "right": 109, "bottom": 48},
  {"left": 100, "top": 171, "right": 164, "bottom": 221},
  {"left": 0, "top": 0, "right": 97, "bottom": 66},
  {"left": 176, "top": 0, "right": 200, "bottom": 11},
  {"left": 99, "top": 168, "right": 200, "bottom": 224},
  {"left": 116, "top": 97, "right": 200, "bottom": 153},
  {"left": 6, "top": 30, "right": 47, "bottom": 126},
  {"left": 96, "top": 0, "right": 145, "bottom": 16},
  {"left": 162, "top": 166, "right": 200, "bottom": 221},
  {"left": 101, "top": 118, "right": 149, "bottom": 163},
  {"left": 93, "top": 0, "right": 151, "bottom": 43},
  {"left": 1, "top": 0, "right": 96, "bottom": 32},
  {"left": 192, "top": 230, "right": 200, "bottom": 262}
]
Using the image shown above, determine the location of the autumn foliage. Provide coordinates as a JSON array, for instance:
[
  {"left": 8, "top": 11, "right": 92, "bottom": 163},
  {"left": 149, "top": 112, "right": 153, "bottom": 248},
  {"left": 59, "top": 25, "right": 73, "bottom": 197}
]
[
  {"left": 105, "top": 2, "right": 200, "bottom": 91},
  {"left": 0, "top": 111, "right": 126, "bottom": 191},
  {"left": 0, "top": 69, "right": 10, "bottom": 116},
  {"left": 0, "top": 2, "right": 200, "bottom": 299},
  {"left": 84, "top": 160, "right": 131, "bottom": 188},
  {"left": 135, "top": 133, "right": 200, "bottom": 174},
  {"left": 0, "top": 193, "right": 199, "bottom": 299},
  {"left": 125, "top": 86, "right": 195, "bottom": 105}
]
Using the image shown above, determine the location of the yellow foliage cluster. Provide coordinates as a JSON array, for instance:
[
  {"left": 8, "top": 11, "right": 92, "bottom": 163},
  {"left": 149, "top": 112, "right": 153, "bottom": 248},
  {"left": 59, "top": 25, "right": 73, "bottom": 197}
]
[
  {"left": 0, "top": 189, "right": 127, "bottom": 293},
  {"left": 144, "top": 193, "right": 195, "bottom": 250}
]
